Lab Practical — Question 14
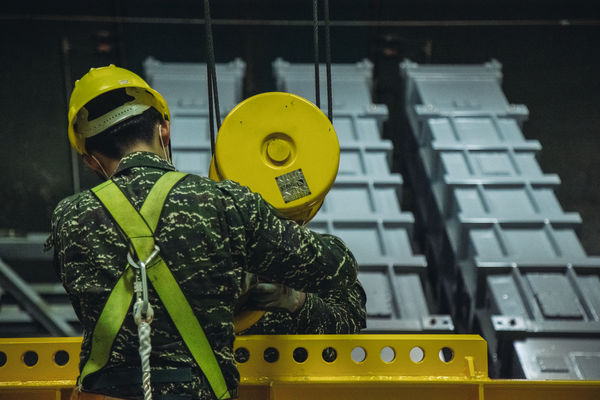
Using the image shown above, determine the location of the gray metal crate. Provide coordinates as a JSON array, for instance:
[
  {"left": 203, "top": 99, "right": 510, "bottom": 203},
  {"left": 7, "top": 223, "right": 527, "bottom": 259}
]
[
  {"left": 144, "top": 57, "right": 246, "bottom": 113},
  {"left": 338, "top": 143, "right": 394, "bottom": 177},
  {"left": 452, "top": 233, "right": 600, "bottom": 326},
  {"left": 512, "top": 338, "right": 600, "bottom": 380},
  {"left": 359, "top": 267, "right": 453, "bottom": 333},
  {"left": 308, "top": 218, "right": 423, "bottom": 267},
  {"left": 417, "top": 116, "right": 529, "bottom": 147},
  {"left": 165, "top": 112, "right": 213, "bottom": 175},
  {"left": 425, "top": 116, "right": 527, "bottom": 143},
  {"left": 426, "top": 149, "right": 553, "bottom": 184},
  {"left": 466, "top": 224, "right": 590, "bottom": 264},
  {"left": 485, "top": 268, "right": 600, "bottom": 335},
  {"left": 424, "top": 149, "right": 562, "bottom": 219},
  {"left": 273, "top": 58, "right": 377, "bottom": 113},
  {"left": 309, "top": 217, "right": 450, "bottom": 333},
  {"left": 319, "top": 176, "right": 405, "bottom": 217},
  {"left": 401, "top": 59, "right": 528, "bottom": 119},
  {"left": 330, "top": 110, "right": 390, "bottom": 143},
  {"left": 143, "top": 59, "right": 246, "bottom": 176},
  {"left": 445, "top": 186, "right": 582, "bottom": 257}
]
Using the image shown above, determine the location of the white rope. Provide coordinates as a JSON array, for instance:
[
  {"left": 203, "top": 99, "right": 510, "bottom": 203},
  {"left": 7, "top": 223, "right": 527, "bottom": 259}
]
[
  {"left": 130, "top": 248, "right": 159, "bottom": 400},
  {"left": 137, "top": 318, "right": 153, "bottom": 400},
  {"left": 134, "top": 295, "right": 154, "bottom": 400}
]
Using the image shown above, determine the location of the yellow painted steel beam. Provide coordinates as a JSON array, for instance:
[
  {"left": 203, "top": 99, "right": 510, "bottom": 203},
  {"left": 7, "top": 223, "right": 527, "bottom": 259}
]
[
  {"left": 264, "top": 380, "right": 600, "bottom": 400},
  {"left": 1, "top": 335, "right": 600, "bottom": 400},
  {"left": 0, "top": 337, "right": 80, "bottom": 385},
  {"left": 234, "top": 334, "right": 488, "bottom": 382},
  {"left": 0, "top": 335, "right": 487, "bottom": 385}
]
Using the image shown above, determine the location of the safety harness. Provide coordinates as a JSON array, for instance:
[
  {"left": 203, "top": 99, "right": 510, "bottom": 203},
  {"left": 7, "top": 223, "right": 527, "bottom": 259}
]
[{"left": 79, "top": 171, "right": 231, "bottom": 400}]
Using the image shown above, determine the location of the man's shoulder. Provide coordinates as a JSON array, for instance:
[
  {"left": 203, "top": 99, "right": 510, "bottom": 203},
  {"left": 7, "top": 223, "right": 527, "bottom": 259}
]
[
  {"left": 172, "top": 174, "right": 253, "bottom": 201},
  {"left": 50, "top": 190, "right": 101, "bottom": 251},
  {"left": 52, "top": 190, "right": 98, "bottom": 222}
]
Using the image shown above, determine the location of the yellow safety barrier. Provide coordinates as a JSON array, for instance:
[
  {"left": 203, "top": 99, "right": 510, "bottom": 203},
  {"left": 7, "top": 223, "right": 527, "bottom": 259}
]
[{"left": 1, "top": 335, "right": 599, "bottom": 400}]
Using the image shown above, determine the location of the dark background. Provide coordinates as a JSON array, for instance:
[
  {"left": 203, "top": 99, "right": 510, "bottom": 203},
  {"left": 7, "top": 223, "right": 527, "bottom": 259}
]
[{"left": 1, "top": 0, "right": 599, "bottom": 254}]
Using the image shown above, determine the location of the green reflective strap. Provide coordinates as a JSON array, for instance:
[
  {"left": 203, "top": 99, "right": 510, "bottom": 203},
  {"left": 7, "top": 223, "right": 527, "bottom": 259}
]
[
  {"left": 91, "top": 179, "right": 154, "bottom": 260},
  {"left": 147, "top": 259, "right": 231, "bottom": 399},
  {"left": 78, "top": 267, "right": 135, "bottom": 385},
  {"left": 141, "top": 171, "right": 187, "bottom": 232},
  {"left": 81, "top": 172, "right": 231, "bottom": 399}
]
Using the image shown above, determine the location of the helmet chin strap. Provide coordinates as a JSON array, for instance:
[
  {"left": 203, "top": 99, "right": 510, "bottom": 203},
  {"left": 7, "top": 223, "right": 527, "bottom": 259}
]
[
  {"left": 159, "top": 125, "right": 172, "bottom": 163},
  {"left": 90, "top": 154, "right": 111, "bottom": 179}
]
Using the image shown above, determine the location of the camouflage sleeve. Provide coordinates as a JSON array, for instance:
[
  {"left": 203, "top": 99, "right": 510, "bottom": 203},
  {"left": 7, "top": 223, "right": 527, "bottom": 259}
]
[
  {"left": 49, "top": 195, "right": 85, "bottom": 321},
  {"left": 242, "top": 280, "right": 367, "bottom": 335},
  {"left": 217, "top": 180, "right": 357, "bottom": 293}
]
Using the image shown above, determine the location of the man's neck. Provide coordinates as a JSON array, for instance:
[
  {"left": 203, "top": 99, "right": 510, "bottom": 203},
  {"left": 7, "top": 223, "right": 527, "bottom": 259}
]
[{"left": 93, "top": 145, "right": 165, "bottom": 178}]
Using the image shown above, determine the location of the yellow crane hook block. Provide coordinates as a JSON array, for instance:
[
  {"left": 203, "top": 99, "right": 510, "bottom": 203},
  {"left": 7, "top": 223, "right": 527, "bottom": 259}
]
[{"left": 209, "top": 92, "right": 339, "bottom": 225}]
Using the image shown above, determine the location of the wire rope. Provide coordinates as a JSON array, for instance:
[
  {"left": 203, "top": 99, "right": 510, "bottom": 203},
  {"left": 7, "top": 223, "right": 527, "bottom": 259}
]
[
  {"left": 312, "top": 0, "right": 321, "bottom": 109},
  {"left": 323, "top": 0, "right": 333, "bottom": 122},
  {"left": 204, "top": 0, "right": 221, "bottom": 157}
]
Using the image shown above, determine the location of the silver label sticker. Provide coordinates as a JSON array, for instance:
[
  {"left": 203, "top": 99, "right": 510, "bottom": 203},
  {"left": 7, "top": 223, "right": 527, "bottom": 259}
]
[{"left": 275, "top": 169, "right": 311, "bottom": 203}]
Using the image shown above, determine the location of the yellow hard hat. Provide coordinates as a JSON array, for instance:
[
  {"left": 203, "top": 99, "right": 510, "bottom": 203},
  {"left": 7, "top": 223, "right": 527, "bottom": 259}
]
[{"left": 68, "top": 64, "right": 170, "bottom": 154}]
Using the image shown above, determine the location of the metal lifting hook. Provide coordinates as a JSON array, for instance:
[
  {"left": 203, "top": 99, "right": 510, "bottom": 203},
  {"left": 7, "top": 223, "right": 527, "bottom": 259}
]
[{"left": 128, "top": 245, "right": 160, "bottom": 323}]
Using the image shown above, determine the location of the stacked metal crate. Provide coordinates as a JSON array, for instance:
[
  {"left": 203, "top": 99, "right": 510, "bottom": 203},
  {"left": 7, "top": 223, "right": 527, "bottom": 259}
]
[
  {"left": 143, "top": 57, "right": 246, "bottom": 176},
  {"left": 274, "top": 58, "right": 453, "bottom": 333},
  {"left": 399, "top": 59, "right": 600, "bottom": 379}
]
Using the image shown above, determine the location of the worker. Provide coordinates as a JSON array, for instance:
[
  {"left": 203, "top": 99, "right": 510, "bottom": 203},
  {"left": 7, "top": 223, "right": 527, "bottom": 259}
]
[{"left": 47, "top": 65, "right": 364, "bottom": 400}]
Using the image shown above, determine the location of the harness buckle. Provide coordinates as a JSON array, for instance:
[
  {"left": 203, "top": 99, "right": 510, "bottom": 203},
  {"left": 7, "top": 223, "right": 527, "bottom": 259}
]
[{"left": 128, "top": 245, "right": 161, "bottom": 323}]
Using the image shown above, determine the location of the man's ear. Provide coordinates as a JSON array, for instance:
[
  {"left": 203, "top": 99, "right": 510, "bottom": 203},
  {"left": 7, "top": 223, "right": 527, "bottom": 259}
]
[{"left": 159, "top": 119, "right": 171, "bottom": 147}]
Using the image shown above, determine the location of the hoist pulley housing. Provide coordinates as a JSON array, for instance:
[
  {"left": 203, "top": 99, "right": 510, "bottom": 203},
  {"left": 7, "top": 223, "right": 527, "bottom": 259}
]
[{"left": 210, "top": 92, "right": 339, "bottom": 225}]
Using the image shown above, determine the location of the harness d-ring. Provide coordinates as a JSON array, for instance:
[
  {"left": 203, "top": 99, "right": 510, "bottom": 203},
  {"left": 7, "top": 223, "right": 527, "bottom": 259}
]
[{"left": 128, "top": 245, "right": 160, "bottom": 321}]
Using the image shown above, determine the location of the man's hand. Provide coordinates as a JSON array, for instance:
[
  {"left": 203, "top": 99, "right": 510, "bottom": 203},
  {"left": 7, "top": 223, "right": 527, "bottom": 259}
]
[{"left": 247, "top": 283, "right": 307, "bottom": 313}]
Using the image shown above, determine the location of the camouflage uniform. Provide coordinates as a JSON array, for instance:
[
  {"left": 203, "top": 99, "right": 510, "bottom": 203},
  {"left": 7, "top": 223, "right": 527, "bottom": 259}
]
[{"left": 48, "top": 151, "right": 362, "bottom": 399}]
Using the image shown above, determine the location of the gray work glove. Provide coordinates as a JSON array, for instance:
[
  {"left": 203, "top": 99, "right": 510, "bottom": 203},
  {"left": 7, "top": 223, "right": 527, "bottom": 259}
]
[
  {"left": 247, "top": 283, "right": 307, "bottom": 314},
  {"left": 235, "top": 272, "right": 259, "bottom": 314}
]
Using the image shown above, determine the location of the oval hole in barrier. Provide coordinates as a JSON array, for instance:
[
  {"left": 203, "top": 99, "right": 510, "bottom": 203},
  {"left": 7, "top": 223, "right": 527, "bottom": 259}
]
[
  {"left": 23, "top": 351, "right": 38, "bottom": 367},
  {"left": 293, "top": 347, "right": 308, "bottom": 363},
  {"left": 322, "top": 347, "right": 337, "bottom": 363},
  {"left": 54, "top": 350, "right": 70, "bottom": 366},
  {"left": 439, "top": 347, "right": 454, "bottom": 363},
  {"left": 263, "top": 347, "right": 279, "bottom": 363},
  {"left": 409, "top": 346, "right": 425, "bottom": 363},
  {"left": 0, "top": 352, "right": 6, "bottom": 367},
  {"left": 380, "top": 346, "right": 395, "bottom": 363},
  {"left": 351, "top": 346, "right": 366, "bottom": 363},
  {"left": 234, "top": 347, "right": 250, "bottom": 364}
]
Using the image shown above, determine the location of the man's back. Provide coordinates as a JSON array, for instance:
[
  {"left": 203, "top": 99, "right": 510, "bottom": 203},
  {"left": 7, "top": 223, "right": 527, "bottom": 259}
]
[{"left": 53, "top": 151, "right": 244, "bottom": 398}]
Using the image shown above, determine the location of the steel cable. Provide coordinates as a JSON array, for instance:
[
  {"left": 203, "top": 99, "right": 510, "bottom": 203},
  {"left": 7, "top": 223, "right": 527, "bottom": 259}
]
[
  {"left": 312, "top": 0, "right": 320, "bottom": 109},
  {"left": 204, "top": 0, "right": 221, "bottom": 156},
  {"left": 323, "top": 0, "right": 333, "bottom": 122}
]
